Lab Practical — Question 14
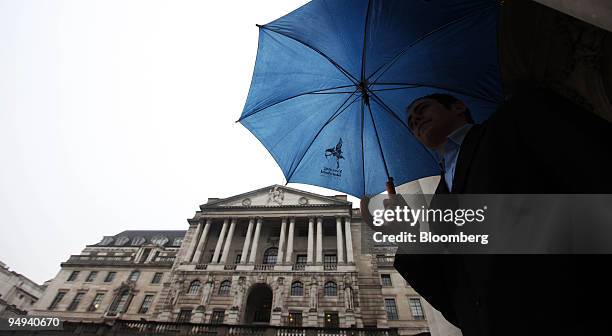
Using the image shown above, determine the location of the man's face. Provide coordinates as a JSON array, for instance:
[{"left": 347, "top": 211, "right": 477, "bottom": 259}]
[{"left": 407, "top": 98, "right": 466, "bottom": 149}]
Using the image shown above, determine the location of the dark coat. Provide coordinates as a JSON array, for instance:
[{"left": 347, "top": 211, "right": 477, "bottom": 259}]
[{"left": 393, "top": 89, "right": 612, "bottom": 336}]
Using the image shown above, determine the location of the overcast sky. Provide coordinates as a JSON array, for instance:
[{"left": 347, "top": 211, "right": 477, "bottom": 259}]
[{"left": 0, "top": 0, "right": 373, "bottom": 284}]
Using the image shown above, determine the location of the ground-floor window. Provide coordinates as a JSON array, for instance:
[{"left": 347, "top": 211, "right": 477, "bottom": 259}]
[{"left": 324, "top": 311, "right": 339, "bottom": 328}]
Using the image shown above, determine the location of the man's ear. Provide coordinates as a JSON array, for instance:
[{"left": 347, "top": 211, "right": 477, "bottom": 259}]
[{"left": 451, "top": 101, "right": 467, "bottom": 115}]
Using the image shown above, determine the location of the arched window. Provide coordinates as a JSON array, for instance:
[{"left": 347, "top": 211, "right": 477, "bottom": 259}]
[
  {"left": 263, "top": 247, "right": 278, "bottom": 264},
  {"left": 291, "top": 281, "right": 303, "bottom": 296},
  {"left": 188, "top": 280, "right": 201, "bottom": 295},
  {"left": 218, "top": 280, "right": 231, "bottom": 296},
  {"left": 324, "top": 281, "right": 337, "bottom": 296}
]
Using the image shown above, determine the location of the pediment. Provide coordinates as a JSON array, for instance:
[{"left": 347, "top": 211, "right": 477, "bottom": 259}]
[{"left": 199, "top": 185, "right": 350, "bottom": 209}]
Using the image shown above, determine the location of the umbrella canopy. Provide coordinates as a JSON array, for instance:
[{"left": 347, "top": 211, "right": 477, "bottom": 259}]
[{"left": 239, "top": 0, "right": 504, "bottom": 197}]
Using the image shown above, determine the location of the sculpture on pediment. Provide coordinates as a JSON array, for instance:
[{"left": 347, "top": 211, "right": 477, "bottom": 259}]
[{"left": 266, "top": 186, "right": 285, "bottom": 205}]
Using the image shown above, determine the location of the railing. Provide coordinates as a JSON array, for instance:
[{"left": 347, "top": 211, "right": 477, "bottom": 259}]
[
  {"left": 324, "top": 263, "right": 337, "bottom": 270},
  {"left": 292, "top": 263, "right": 306, "bottom": 271},
  {"left": 195, "top": 264, "right": 208, "bottom": 270},
  {"left": 376, "top": 256, "right": 394, "bottom": 266},
  {"left": 254, "top": 264, "right": 275, "bottom": 270},
  {"left": 62, "top": 255, "right": 134, "bottom": 266},
  {"left": 225, "top": 264, "right": 237, "bottom": 270},
  {"left": 55, "top": 320, "right": 400, "bottom": 336}
]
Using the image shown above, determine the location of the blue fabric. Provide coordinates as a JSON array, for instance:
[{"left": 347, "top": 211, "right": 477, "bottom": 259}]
[{"left": 240, "top": 0, "right": 503, "bottom": 197}]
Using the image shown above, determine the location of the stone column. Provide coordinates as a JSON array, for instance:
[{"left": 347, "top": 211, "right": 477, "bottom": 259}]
[
  {"left": 307, "top": 217, "right": 314, "bottom": 264},
  {"left": 345, "top": 217, "right": 354, "bottom": 263},
  {"left": 277, "top": 218, "right": 287, "bottom": 264},
  {"left": 240, "top": 218, "right": 254, "bottom": 264},
  {"left": 186, "top": 220, "right": 202, "bottom": 262},
  {"left": 220, "top": 218, "right": 236, "bottom": 264},
  {"left": 249, "top": 218, "right": 262, "bottom": 263},
  {"left": 336, "top": 216, "right": 344, "bottom": 263},
  {"left": 285, "top": 218, "right": 295, "bottom": 263},
  {"left": 316, "top": 217, "right": 323, "bottom": 263},
  {"left": 192, "top": 219, "right": 211, "bottom": 263},
  {"left": 211, "top": 219, "right": 229, "bottom": 264}
]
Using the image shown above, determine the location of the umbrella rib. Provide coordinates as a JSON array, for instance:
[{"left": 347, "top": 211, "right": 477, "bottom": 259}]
[
  {"left": 258, "top": 25, "right": 359, "bottom": 85},
  {"left": 360, "top": 0, "right": 372, "bottom": 82},
  {"left": 365, "top": 101, "right": 391, "bottom": 180},
  {"left": 360, "top": 100, "right": 366, "bottom": 196},
  {"left": 370, "top": 85, "right": 422, "bottom": 92},
  {"left": 371, "top": 82, "right": 500, "bottom": 104},
  {"left": 366, "top": 3, "right": 499, "bottom": 85},
  {"left": 238, "top": 84, "right": 356, "bottom": 122},
  {"left": 367, "top": 89, "right": 439, "bottom": 165},
  {"left": 285, "top": 90, "right": 361, "bottom": 183},
  {"left": 366, "top": 89, "right": 411, "bottom": 130}
]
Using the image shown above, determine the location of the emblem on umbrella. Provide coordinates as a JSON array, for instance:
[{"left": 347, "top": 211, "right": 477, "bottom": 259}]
[{"left": 325, "top": 138, "right": 344, "bottom": 169}]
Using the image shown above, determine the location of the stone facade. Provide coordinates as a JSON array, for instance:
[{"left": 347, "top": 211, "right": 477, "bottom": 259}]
[
  {"left": 0, "top": 261, "right": 45, "bottom": 317},
  {"left": 31, "top": 185, "right": 431, "bottom": 335}
]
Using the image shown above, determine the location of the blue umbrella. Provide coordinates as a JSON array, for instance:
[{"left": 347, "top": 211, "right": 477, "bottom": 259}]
[{"left": 239, "top": 0, "right": 504, "bottom": 197}]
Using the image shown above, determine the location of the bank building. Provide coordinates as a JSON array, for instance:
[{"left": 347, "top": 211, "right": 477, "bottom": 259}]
[{"left": 31, "top": 185, "right": 453, "bottom": 335}]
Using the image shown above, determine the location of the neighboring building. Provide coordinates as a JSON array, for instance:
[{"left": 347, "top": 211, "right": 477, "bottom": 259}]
[
  {"left": 32, "top": 185, "right": 431, "bottom": 335},
  {"left": 0, "top": 261, "right": 45, "bottom": 317}
]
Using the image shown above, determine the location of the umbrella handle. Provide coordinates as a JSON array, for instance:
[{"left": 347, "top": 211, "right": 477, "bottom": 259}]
[{"left": 386, "top": 177, "right": 396, "bottom": 195}]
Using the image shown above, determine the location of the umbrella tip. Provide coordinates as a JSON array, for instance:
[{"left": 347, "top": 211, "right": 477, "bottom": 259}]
[{"left": 256, "top": 24, "right": 263, "bottom": 28}]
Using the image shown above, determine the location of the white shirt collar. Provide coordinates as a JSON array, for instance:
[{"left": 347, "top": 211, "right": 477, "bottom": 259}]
[{"left": 447, "top": 123, "right": 473, "bottom": 147}]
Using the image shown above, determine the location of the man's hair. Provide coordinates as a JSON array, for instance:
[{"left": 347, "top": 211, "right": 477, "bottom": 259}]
[{"left": 407, "top": 93, "right": 474, "bottom": 124}]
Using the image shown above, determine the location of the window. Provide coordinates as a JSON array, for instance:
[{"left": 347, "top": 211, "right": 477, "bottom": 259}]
[
  {"left": 324, "top": 311, "right": 339, "bottom": 328},
  {"left": 67, "top": 271, "right": 80, "bottom": 281},
  {"left": 177, "top": 309, "right": 192, "bottom": 323},
  {"left": 385, "top": 298, "right": 399, "bottom": 320},
  {"left": 48, "top": 291, "right": 66, "bottom": 310},
  {"left": 218, "top": 280, "right": 231, "bottom": 296},
  {"left": 263, "top": 247, "right": 278, "bottom": 264},
  {"left": 210, "top": 309, "right": 225, "bottom": 324},
  {"left": 324, "top": 281, "right": 337, "bottom": 296},
  {"left": 409, "top": 298, "right": 425, "bottom": 320},
  {"left": 129, "top": 271, "right": 140, "bottom": 282},
  {"left": 234, "top": 254, "right": 242, "bottom": 264},
  {"left": 151, "top": 272, "right": 163, "bottom": 284},
  {"left": 324, "top": 254, "right": 337, "bottom": 270},
  {"left": 140, "top": 248, "right": 151, "bottom": 263},
  {"left": 288, "top": 311, "right": 302, "bottom": 327},
  {"left": 381, "top": 274, "right": 392, "bottom": 287},
  {"left": 67, "top": 292, "right": 85, "bottom": 311},
  {"left": 88, "top": 293, "right": 105, "bottom": 312},
  {"left": 173, "top": 237, "right": 183, "bottom": 246},
  {"left": 109, "top": 290, "right": 132, "bottom": 315},
  {"left": 85, "top": 271, "right": 98, "bottom": 282},
  {"left": 188, "top": 280, "right": 201, "bottom": 295},
  {"left": 291, "top": 281, "right": 304, "bottom": 296},
  {"left": 151, "top": 235, "right": 169, "bottom": 246},
  {"left": 295, "top": 254, "right": 307, "bottom": 264},
  {"left": 138, "top": 295, "right": 155, "bottom": 314},
  {"left": 104, "top": 272, "right": 116, "bottom": 283}
]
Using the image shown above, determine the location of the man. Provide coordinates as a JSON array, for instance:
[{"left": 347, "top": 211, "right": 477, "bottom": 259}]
[{"left": 386, "top": 89, "right": 612, "bottom": 335}]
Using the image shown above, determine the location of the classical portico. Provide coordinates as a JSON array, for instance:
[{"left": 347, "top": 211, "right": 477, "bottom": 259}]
[{"left": 179, "top": 185, "right": 355, "bottom": 272}]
